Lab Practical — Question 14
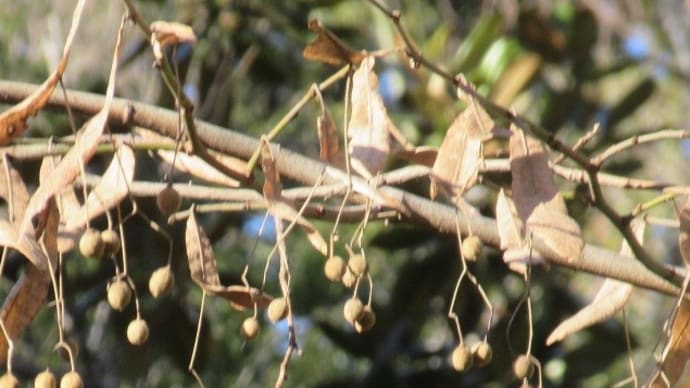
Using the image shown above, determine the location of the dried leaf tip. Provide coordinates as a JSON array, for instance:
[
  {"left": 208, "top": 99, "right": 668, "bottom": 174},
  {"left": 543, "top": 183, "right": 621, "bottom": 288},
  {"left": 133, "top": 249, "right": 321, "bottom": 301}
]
[
  {"left": 150, "top": 21, "right": 197, "bottom": 45},
  {"left": 303, "top": 19, "right": 365, "bottom": 66},
  {"left": 150, "top": 20, "right": 197, "bottom": 62}
]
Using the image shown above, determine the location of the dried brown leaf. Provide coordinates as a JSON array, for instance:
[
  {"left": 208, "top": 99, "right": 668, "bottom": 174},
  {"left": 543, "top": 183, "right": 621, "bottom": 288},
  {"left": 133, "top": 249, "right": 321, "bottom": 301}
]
[
  {"left": 69, "top": 145, "right": 135, "bottom": 228},
  {"left": 0, "top": 156, "right": 30, "bottom": 224},
  {"left": 260, "top": 139, "right": 282, "bottom": 201},
  {"left": 185, "top": 210, "right": 272, "bottom": 310},
  {"left": 347, "top": 57, "right": 397, "bottom": 177},
  {"left": 394, "top": 146, "right": 438, "bottom": 168},
  {"left": 19, "top": 13, "right": 125, "bottom": 242},
  {"left": 150, "top": 21, "right": 196, "bottom": 62},
  {"left": 185, "top": 210, "right": 221, "bottom": 287},
  {"left": 317, "top": 110, "right": 345, "bottom": 169},
  {"left": 157, "top": 150, "right": 241, "bottom": 187},
  {"left": 649, "top": 299, "right": 690, "bottom": 387},
  {"left": 495, "top": 189, "right": 545, "bottom": 273},
  {"left": 0, "top": 0, "right": 85, "bottom": 145},
  {"left": 150, "top": 21, "right": 197, "bottom": 45},
  {"left": 677, "top": 195, "right": 690, "bottom": 266},
  {"left": 496, "top": 189, "right": 524, "bottom": 251},
  {"left": 509, "top": 127, "right": 583, "bottom": 262},
  {"left": 303, "top": 19, "right": 365, "bottom": 66},
  {"left": 210, "top": 285, "right": 272, "bottom": 311},
  {"left": 0, "top": 199, "right": 56, "bottom": 363},
  {"left": 0, "top": 265, "right": 50, "bottom": 364},
  {"left": 546, "top": 221, "right": 643, "bottom": 345},
  {"left": 430, "top": 97, "right": 494, "bottom": 199}
]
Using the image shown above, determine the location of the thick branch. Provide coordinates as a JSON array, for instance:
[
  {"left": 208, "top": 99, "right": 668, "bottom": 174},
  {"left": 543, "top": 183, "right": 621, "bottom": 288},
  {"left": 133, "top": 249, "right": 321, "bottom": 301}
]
[{"left": 0, "top": 80, "right": 683, "bottom": 295}]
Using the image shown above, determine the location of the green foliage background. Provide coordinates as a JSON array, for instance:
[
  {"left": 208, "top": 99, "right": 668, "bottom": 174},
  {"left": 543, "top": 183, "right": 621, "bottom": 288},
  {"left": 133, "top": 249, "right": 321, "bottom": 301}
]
[{"left": 2, "top": 1, "right": 690, "bottom": 387}]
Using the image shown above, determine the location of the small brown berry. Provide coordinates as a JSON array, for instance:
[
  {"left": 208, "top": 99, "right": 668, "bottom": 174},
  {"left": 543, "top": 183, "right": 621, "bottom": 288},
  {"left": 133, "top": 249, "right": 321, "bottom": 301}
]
[
  {"left": 127, "top": 318, "right": 150, "bottom": 346},
  {"left": 347, "top": 254, "right": 368, "bottom": 277},
  {"left": 79, "top": 228, "right": 104, "bottom": 259},
  {"left": 156, "top": 184, "right": 181, "bottom": 216},
  {"left": 0, "top": 373, "right": 19, "bottom": 388},
  {"left": 513, "top": 354, "right": 533, "bottom": 380},
  {"left": 451, "top": 344, "right": 473, "bottom": 372},
  {"left": 324, "top": 256, "right": 346, "bottom": 282},
  {"left": 34, "top": 369, "right": 57, "bottom": 388},
  {"left": 354, "top": 305, "right": 376, "bottom": 333},
  {"left": 59, "top": 371, "right": 83, "bottom": 388},
  {"left": 241, "top": 317, "right": 260, "bottom": 340},
  {"left": 148, "top": 266, "right": 174, "bottom": 298},
  {"left": 267, "top": 297, "right": 288, "bottom": 323},
  {"left": 341, "top": 268, "right": 357, "bottom": 288},
  {"left": 107, "top": 279, "right": 132, "bottom": 311},
  {"left": 471, "top": 341, "right": 493, "bottom": 367},
  {"left": 343, "top": 297, "right": 364, "bottom": 324},
  {"left": 461, "top": 235, "right": 483, "bottom": 261},
  {"left": 100, "top": 229, "right": 121, "bottom": 257}
]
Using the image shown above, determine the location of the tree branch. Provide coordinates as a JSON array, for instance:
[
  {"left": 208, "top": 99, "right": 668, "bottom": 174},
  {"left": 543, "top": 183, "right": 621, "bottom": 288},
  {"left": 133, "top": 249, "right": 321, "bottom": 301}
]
[{"left": 0, "top": 80, "right": 684, "bottom": 295}]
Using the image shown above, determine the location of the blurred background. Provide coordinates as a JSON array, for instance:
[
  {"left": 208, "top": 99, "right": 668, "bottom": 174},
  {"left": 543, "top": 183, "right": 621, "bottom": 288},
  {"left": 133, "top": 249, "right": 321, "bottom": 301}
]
[{"left": 2, "top": 0, "right": 690, "bottom": 387}]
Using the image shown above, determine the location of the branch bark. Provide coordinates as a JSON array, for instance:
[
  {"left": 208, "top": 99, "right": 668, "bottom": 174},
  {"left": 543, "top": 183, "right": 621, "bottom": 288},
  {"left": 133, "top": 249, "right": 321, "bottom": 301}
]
[{"left": 0, "top": 80, "right": 683, "bottom": 296}]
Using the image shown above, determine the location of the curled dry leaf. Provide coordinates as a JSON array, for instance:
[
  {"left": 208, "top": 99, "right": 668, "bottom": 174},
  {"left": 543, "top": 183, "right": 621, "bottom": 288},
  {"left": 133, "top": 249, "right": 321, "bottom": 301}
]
[
  {"left": 495, "top": 189, "right": 545, "bottom": 274},
  {"left": 430, "top": 92, "right": 494, "bottom": 199},
  {"left": 394, "top": 146, "right": 438, "bottom": 168},
  {"left": 0, "top": 156, "right": 30, "bottom": 225},
  {"left": 185, "top": 209, "right": 221, "bottom": 287},
  {"left": 303, "top": 19, "right": 365, "bottom": 66},
  {"left": 677, "top": 195, "right": 690, "bottom": 266},
  {"left": 317, "top": 109, "right": 345, "bottom": 169},
  {"left": 0, "top": 200, "right": 58, "bottom": 363},
  {"left": 260, "top": 139, "right": 328, "bottom": 255},
  {"left": 648, "top": 298, "right": 690, "bottom": 387},
  {"left": 0, "top": 0, "right": 85, "bottom": 145},
  {"left": 72, "top": 145, "right": 135, "bottom": 228},
  {"left": 56, "top": 146, "right": 135, "bottom": 252},
  {"left": 0, "top": 265, "right": 51, "bottom": 364},
  {"left": 19, "top": 12, "right": 126, "bottom": 242},
  {"left": 150, "top": 20, "right": 197, "bottom": 63},
  {"left": 185, "top": 209, "right": 271, "bottom": 309},
  {"left": 157, "top": 150, "right": 241, "bottom": 187},
  {"left": 509, "top": 126, "right": 583, "bottom": 263},
  {"left": 546, "top": 221, "right": 643, "bottom": 345},
  {"left": 260, "top": 139, "right": 282, "bottom": 201},
  {"left": 348, "top": 56, "right": 395, "bottom": 177}
]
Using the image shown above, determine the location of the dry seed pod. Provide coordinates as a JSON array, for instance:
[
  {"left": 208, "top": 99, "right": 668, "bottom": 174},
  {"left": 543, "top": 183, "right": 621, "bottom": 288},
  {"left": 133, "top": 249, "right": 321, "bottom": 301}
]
[
  {"left": 127, "top": 318, "right": 150, "bottom": 346},
  {"left": 107, "top": 279, "right": 132, "bottom": 311},
  {"left": 451, "top": 344, "right": 473, "bottom": 372},
  {"left": 156, "top": 184, "right": 181, "bottom": 216},
  {"left": 343, "top": 297, "right": 364, "bottom": 323},
  {"left": 100, "top": 229, "right": 121, "bottom": 257},
  {"left": 0, "top": 373, "right": 19, "bottom": 388},
  {"left": 471, "top": 341, "right": 493, "bottom": 367},
  {"left": 34, "top": 369, "right": 57, "bottom": 388},
  {"left": 59, "top": 371, "right": 83, "bottom": 388},
  {"left": 354, "top": 305, "right": 376, "bottom": 333},
  {"left": 149, "top": 266, "right": 174, "bottom": 298},
  {"left": 241, "top": 317, "right": 260, "bottom": 340},
  {"left": 341, "top": 267, "right": 357, "bottom": 288},
  {"left": 513, "top": 354, "right": 533, "bottom": 380},
  {"left": 79, "top": 228, "right": 104, "bottom": 259},
  {"left": 267, "top": 297, "right": 288, "bottom": 323},
  {"left": 461, "top": 235, "right": 483, "bottom": 261},
  {"left": 324, "top": 256, "right": 346, "bottom": 282},
  {"left": 347, "top": 254, "right": 367, "bottom": 277}
]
